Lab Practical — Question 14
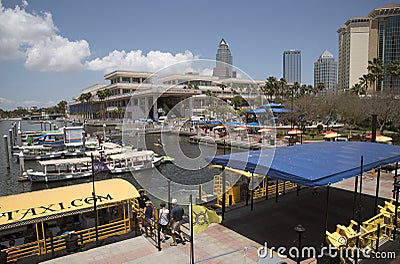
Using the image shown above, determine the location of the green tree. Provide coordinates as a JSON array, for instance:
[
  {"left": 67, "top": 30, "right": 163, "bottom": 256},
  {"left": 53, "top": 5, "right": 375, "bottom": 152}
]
[
  {"left": 358, "top": 74, "right": 372, "bottom": 93},
  {"left": 350, "top": 83, "right": 366, "bottom": 96},
  {"left": 367, "top": 58, "right": 384, "bottom": 91},
  {"left": 386, "top": 60, "right": 400, "bottom": 90},
  {"left": 231, "top": 95, "right": 243, "bottom": 109},
  {"left": 96, "top": 90, "right": 107, "bottom": 119},
  {"left": 262, "top": 76, "right": 278, "bottom": 100}
]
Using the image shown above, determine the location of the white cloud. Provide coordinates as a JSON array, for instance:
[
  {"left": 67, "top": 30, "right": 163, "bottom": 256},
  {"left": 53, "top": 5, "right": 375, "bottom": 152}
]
[
  {"left": 0, "top": 1, "right": 201, "bottom": 74},
  {"left": 85, "top": 49, "right": 199, "bottom": 74},
  {"left": 0, "top": 96, "right": 55, "bottom": 110},
  {"left": 25, "top": 35, "right": 90, "bottom": 72},
  {"left": 0, "top": 1, "right": 90, "bottom": 71}
]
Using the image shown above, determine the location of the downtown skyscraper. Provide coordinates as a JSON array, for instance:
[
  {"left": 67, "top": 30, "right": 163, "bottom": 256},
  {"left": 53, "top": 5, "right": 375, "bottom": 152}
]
[
  {"left": 213, "top": 38, "right": 236, "bottom": 78},
  {"left": 314, "top": 50, "right": 338, "bottom": 92},
  {"left": 283, "top": 50, "right": 301, "bottom": 84}
]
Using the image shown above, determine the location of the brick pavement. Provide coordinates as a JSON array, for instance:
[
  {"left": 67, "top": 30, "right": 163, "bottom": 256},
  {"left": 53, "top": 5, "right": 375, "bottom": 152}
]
[{"left": 40, "top": 224, "right": 293, "bottom": 264}]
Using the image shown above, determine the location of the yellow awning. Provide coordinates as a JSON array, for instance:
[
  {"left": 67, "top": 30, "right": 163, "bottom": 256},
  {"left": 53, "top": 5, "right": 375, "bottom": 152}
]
[{"left": 0, "top": 179, "right": 139, "bottom": 229}]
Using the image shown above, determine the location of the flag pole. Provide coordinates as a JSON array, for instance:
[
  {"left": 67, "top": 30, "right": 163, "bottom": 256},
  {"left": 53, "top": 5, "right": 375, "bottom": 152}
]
[
  {"left": 91, "top": 153, "right": 99, "bottom": 245},
  {"left": 189, "top": 194, "right": 194, "bottom": 264}
]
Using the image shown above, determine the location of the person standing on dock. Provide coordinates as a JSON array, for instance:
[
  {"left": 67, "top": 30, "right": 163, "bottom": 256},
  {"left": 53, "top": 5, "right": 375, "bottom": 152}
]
[
  {"left": 170, "top": 198, "right": 184, "bottom": 246},
  {"left": 137, "top": 190, "right": 150, "bottom": 210},
  {"left": 158, "top": 202, "right": 169, "bottom": 242}
]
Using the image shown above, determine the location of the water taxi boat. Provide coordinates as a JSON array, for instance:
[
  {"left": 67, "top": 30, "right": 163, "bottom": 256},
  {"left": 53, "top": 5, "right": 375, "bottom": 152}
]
[
  {"left": 0, "top": 179, "right": 141, "bottom": 263},
  {"left": 25, "top": 157, "right": 92, "bottom": 182},
  {"left": 13, "top": 145, "right": 63, "bottom": 161},
  {"left": 106, "top": 150, "right": 161, "bottom": 174}
]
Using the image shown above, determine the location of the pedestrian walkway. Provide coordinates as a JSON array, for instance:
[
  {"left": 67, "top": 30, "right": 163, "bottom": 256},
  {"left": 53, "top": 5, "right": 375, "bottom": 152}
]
[
  {"left": 40, "top": 224, "right": 292, "bottom": 264},
  {"left": 332, "top": 170, "right": 396, "bottom": 199}
]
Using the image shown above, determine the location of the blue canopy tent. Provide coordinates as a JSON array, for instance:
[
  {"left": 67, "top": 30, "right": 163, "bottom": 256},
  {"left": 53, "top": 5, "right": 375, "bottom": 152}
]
[
  {"left": 207, "top": 141, "right": 400, "bottom": 244},
  {"left": 206, "top": 142, "right": 400, "bottom": 187}
]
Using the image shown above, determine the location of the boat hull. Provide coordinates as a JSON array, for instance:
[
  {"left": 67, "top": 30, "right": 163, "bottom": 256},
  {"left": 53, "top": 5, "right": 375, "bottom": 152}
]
[{"left": 27, "top": 170, "right": 93, "bottom": 183}]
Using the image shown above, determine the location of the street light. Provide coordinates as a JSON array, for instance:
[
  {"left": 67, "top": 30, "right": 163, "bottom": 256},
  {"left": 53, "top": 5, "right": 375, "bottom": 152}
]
[
  {"left": 103, "top": 123, "right": 106, "bottom": 142},
  {"left": 294, "top": 224, "right": 306, "bottom": 264}
]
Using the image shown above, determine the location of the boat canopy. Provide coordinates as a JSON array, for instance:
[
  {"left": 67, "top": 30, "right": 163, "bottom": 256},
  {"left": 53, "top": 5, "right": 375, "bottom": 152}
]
[
  {"left": 206, "top": 142, "right": 400, "bottom": 187},
  {"left": 38, "top": 157, "right": 92, "bottom": 166},
  {"left": 85, "top": 148, "right": 124, "bottom": 157},
  {"left": 108, "top": 150, "right": 154, "bottom": 161},
  {"left": 19, "top": 145, "right": 52, "bottom": 150},
  {"left": 0, "top": 179, "right": 139, "bottom": 230}
]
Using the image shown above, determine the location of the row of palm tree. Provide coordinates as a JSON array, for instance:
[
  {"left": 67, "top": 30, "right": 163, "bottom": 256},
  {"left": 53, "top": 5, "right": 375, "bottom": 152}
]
[
  {"left": 351, "top": 59, "right": 400, "bottom": 95},
  {"left": 96, "top": 88, "right": 112, "bottom": 119},
  {"left": 261, "top": 76, "right": 325, "bottom": 101}
]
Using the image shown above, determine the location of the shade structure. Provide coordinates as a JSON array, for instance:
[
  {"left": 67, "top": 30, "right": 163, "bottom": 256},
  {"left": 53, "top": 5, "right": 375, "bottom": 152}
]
[
  {"left": 324, "top": 133, "right": 341, "bottom": 139},
  {"left": 288, "top": 129, "right": 303, "bottom": 135},
  {"left": 234, "top": 126, "right": 247, "bottom": 131},
  {"left": 213, "top": 125, "right": 225, "bottom": 130},
  {"left": 365, "top": 134, "right": 382, "bottom": 139},
  {"left": 258, "top": 128, "right": 272, "bottom": 133},
  {"left": 376, "top": 135, "right": 393, "bottom": 143},
  {"left": 206, "top": 142, "right": 400, "bottom": 187}
]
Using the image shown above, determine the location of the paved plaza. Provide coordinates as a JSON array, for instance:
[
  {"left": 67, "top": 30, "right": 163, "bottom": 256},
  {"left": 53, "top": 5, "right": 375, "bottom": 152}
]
[{"left": 40, "top": 224, "right": 293, "bottom": 264}]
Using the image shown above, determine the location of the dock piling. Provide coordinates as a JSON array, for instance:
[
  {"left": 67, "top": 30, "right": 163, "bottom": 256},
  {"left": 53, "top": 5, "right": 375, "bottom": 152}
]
[
  {"left": 19, "top": 152, "right": 25, "bottom": 176},
  {"left": 4, "top": 135, "right": 10, "bottom": 169},
  {"left": 8, "top": 129, "right": 13, "bottom": 148},
  {"left": 17, "top": 129, "right": 22, "bottom": 147}
]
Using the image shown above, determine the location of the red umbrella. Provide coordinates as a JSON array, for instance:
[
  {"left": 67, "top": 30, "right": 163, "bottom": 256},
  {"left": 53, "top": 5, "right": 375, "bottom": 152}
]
[{"left": 365, "top": 134, "right": 382, "bottom": 139}]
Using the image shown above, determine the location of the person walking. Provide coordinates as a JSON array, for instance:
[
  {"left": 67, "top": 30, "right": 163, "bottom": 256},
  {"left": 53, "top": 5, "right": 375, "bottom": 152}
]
[
  {"left": 170, "top": 198, "right": 185, "bottom": 246},
  {"left": 143, "top": 200, "right": 154, "bottom": 236},
  {"left": 158, "top": 202, "right": 169, "bottom": 242}
]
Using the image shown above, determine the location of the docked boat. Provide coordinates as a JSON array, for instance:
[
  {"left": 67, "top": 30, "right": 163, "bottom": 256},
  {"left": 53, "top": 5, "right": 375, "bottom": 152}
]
[
  {"left": 25, "top": 157, "right": 92, "bottom": 182},
  {"left": 13, "top": 145, "right": 63, "bottom": 161},
  {"left": 106, "top": 150, "right": 161, "bottom": 174}
]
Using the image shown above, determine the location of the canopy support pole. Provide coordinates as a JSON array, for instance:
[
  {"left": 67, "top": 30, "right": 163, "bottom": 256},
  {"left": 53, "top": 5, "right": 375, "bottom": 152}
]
[
  {"left": 168, "top": 179, "right": 171, "bottom": 214},
  {"left": 393, "top": 162, "right": 399, "bottom": 199},
  {"left": 265, "top": 177, "right": 268, "bottom": 200},
  {"left": 275, "top": 179, "right": 279, "bottom": 203},
  {"left": 323, "top": 184, "right": 330, "bottom": 244},
  {"left": 352, "top": 174, "right": 359, "bottom": 220},
  {"left": 222, "top": 168, "right": 226, "bottom": 220},
  {"left": 251, "top": 173, "right": 254, "bottom": 211},
  {"left": 355, "top": 156, "right": 364, "bottom": 264},
  {"left": 393, "top": 183, "right": 400, "bottom": 240},
  {"left": 374, "top": 168, "right": 381, "bottom": 215}
]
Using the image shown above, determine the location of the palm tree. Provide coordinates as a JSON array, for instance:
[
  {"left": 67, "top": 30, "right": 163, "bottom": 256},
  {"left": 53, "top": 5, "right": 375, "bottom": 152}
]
[
  {"left": 103, "top": 88, "right": 112, "bottom": 119},
  {"left": 367, "top": 58, "right": 384, "bottom": 91},
  {"left": 350, "top": 83, "right": 366, "bottom": 96},
  {"left": 358, "top": 74, "right": 373, "bottom": 93},
  {"left": 317, "top": 82, "right": 325, "bottom": 93},
  {"left": 78, "top": 92, "right": 92, "bottom": 119},
  {"left": 278, "top": 78, "right": 287, "bottom": 100},
  {"left": 96, "top": 90, "right": 107, "bottom": 119},
  {"left": 386, "top": 60, "right": 400, "bottom": 90},
  {"left": 262, "top": 76, "right": 278, "bottom": 100}
]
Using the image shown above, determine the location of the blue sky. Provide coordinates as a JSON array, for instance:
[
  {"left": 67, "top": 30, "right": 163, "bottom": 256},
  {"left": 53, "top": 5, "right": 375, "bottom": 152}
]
[{"left": 0, "top": 0, "right": 394, "bottom": 110}]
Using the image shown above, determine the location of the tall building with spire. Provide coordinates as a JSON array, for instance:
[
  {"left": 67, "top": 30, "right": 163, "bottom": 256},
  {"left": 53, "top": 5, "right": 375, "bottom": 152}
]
[
  {"left": 314, "top": 50, "right": 338, "bottom": 91},
  {"left": 213, "top": 38, "right": 236, "bottom": 78},
  {"left": 283, "top": 50, "right": 301, "bottom": 84}
]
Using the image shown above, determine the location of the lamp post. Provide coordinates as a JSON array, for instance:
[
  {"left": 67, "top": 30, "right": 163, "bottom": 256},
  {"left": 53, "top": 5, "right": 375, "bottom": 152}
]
[
  {"left": 294, "top": 224, "right": 306, "bottom": 264},
  {"left": 103, "top": 123, "right": 106, "bottom": 142}
]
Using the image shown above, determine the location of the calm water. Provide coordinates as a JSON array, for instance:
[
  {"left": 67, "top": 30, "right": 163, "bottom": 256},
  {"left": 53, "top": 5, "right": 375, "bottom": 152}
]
[{"left": 0, "top": 120, "right": 225, "bottom": 199}]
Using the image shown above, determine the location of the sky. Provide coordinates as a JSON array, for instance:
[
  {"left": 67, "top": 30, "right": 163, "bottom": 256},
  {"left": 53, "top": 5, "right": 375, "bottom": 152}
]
[{"left": 0, "top": 0, "right": 394, "bottom": 110}]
